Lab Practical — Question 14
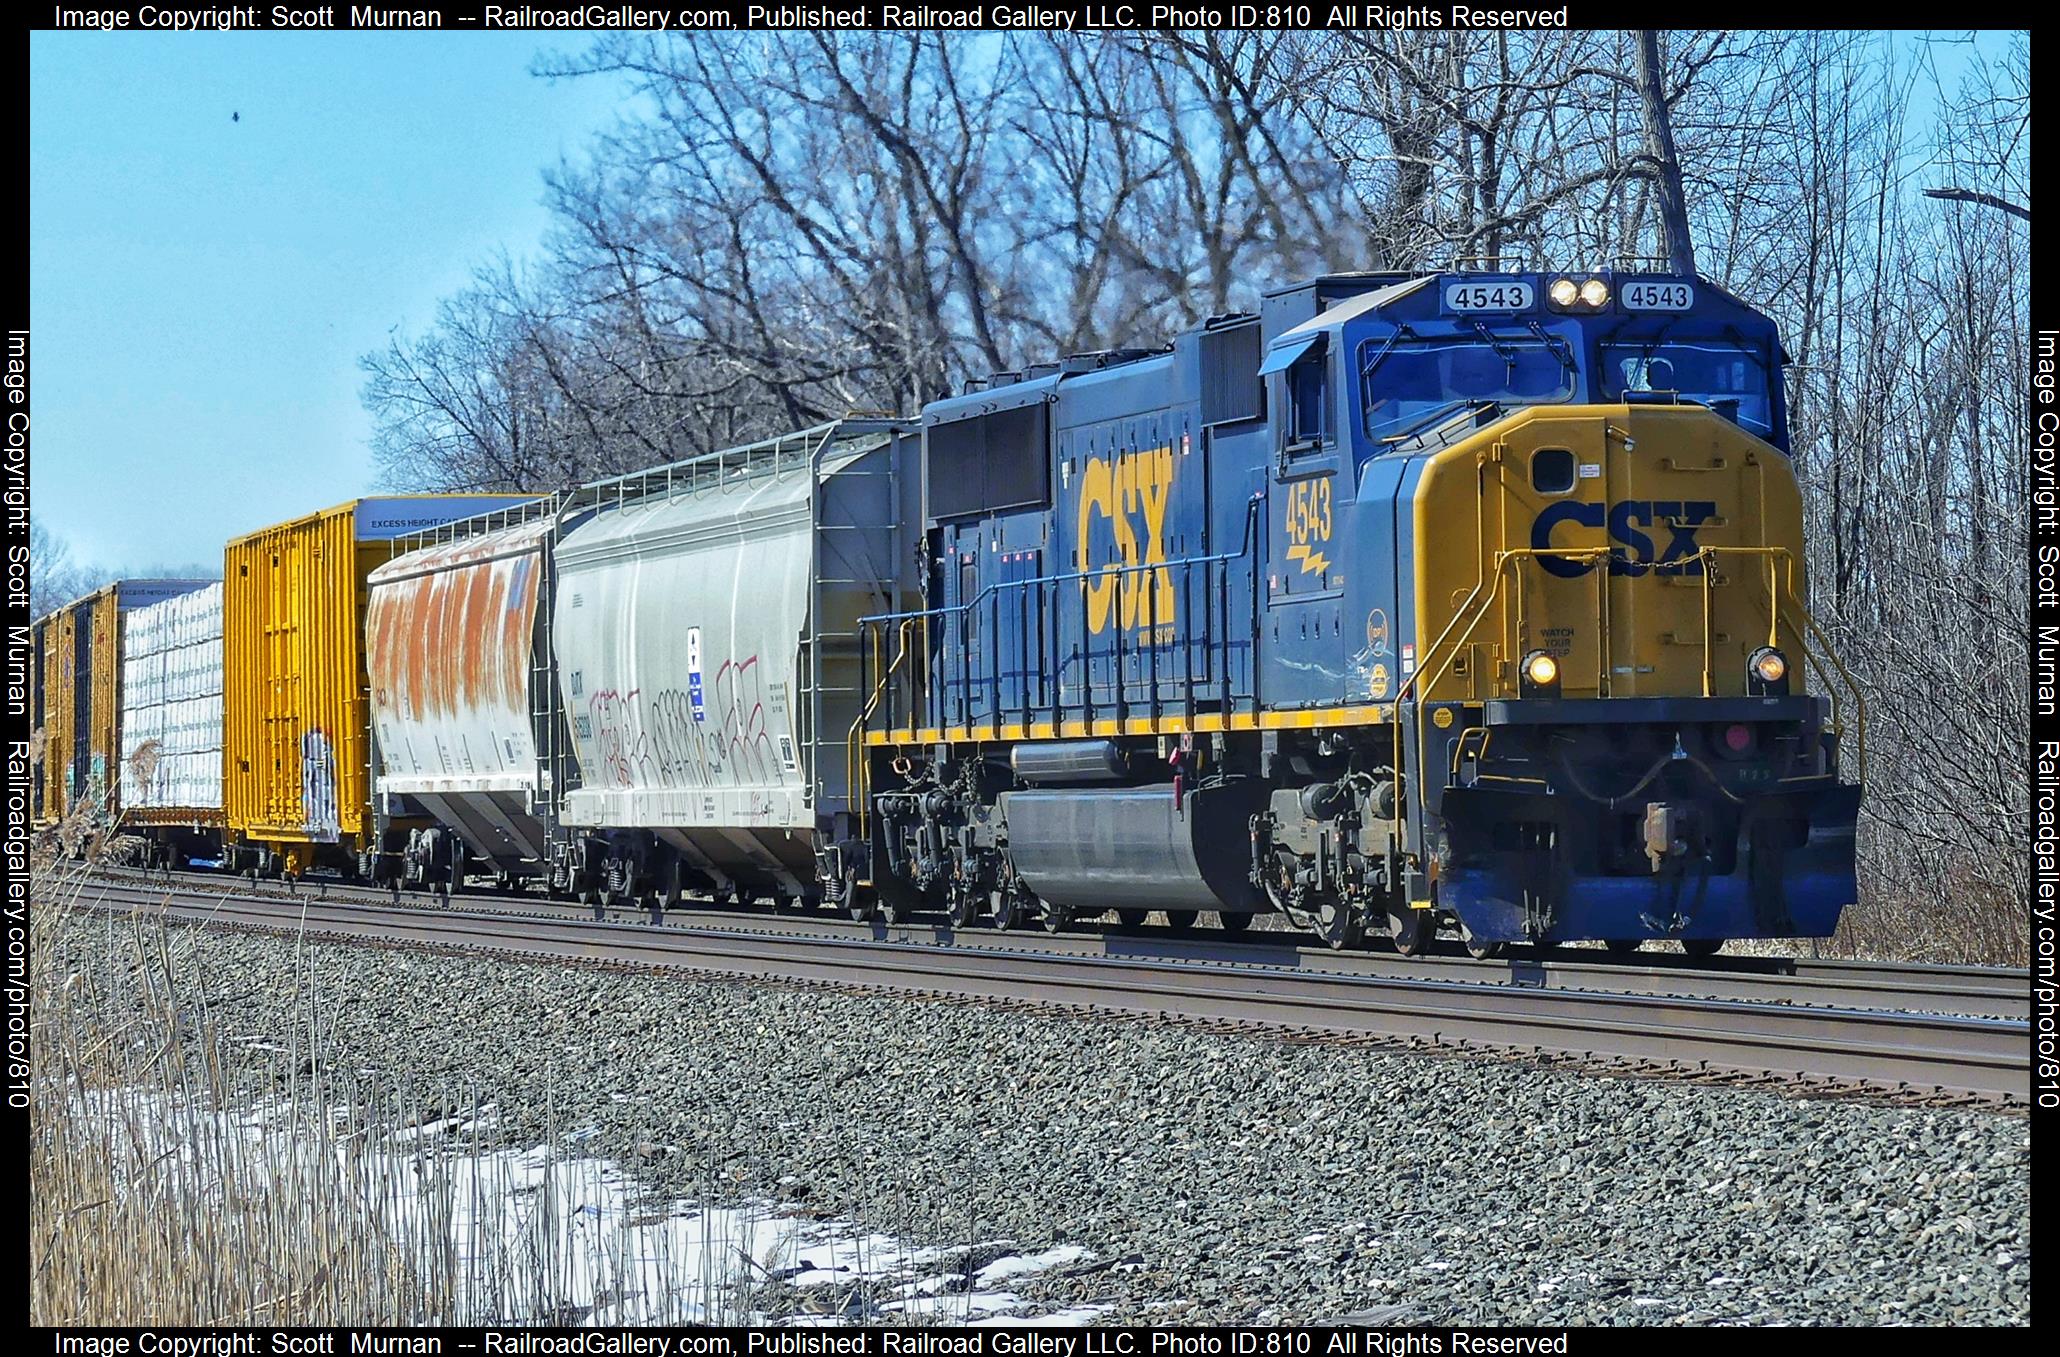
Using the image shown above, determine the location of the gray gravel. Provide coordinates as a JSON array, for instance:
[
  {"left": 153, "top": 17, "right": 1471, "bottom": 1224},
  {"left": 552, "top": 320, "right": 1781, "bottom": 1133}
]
[{"left": 54, "top": 909, "right": 2030, "bottom": 1326}]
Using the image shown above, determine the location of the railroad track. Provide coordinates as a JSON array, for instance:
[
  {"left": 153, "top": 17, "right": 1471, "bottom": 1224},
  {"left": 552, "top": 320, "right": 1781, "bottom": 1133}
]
[
  {"left": 64, "top": 874, "right": 2031, "bottom": 1105},
  {"left": 74, "top": 863, "right": 2030, "bottom": 1021}
]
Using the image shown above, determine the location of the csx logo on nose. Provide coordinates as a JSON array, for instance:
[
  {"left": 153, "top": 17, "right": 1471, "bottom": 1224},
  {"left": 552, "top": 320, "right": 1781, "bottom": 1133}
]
[{"left": 1531, "top": 500, "right": 1718, "bottom": 578}]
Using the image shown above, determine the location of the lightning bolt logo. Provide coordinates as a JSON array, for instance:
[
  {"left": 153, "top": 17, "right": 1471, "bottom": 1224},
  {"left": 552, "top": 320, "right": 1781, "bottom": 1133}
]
[{"left": 1286, "top": 543, "right": 1330, "bottom": 576}]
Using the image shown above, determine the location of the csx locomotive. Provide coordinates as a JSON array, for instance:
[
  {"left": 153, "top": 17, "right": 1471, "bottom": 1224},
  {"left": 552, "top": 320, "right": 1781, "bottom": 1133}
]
[
  {"left": 851, "top": 269, "right": 1863, "bottom": 955},
  {"left": 50, "top": 267, "right": 1862, "bottom": 958}
]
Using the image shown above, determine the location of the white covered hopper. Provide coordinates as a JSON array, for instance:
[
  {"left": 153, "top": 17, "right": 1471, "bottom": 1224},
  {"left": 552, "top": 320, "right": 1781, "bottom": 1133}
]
[{"left": 551, "top": 422, "right": 916, "bottom": 893}]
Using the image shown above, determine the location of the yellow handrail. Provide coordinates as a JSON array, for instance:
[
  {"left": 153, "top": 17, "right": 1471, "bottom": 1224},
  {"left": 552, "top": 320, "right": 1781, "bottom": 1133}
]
[
  {"left": 1385, "top": 541, "right": 1868, "bottom": 865},
  {"left": 845, "top": 618, "right": 920, "bottom": 840}
]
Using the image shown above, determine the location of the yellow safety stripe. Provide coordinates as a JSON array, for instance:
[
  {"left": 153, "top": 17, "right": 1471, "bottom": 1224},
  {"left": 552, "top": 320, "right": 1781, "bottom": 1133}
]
[{"left": 863, "top": 704, "right": 1394, "bottom": 747}]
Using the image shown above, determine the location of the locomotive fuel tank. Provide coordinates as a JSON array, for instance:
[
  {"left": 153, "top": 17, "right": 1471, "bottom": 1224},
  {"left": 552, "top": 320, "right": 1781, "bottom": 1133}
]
[{"left": 998, "top": 781, "right": 1269, "bottom": 914}]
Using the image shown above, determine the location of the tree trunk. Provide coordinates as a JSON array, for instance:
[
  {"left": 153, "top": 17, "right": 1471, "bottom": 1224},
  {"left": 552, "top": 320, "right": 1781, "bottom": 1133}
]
[{"left": 1633, "top": 30, "right": 1697, "bottom": 276}]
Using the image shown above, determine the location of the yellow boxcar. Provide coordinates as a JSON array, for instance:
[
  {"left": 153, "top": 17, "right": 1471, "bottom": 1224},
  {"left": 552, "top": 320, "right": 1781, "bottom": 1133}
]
[
  {"left": 222, "top": 495, "right": 536, "bottom": 876},
  {"left": 34, "top": 580, "right": 215, "bottom": 834},
  {"left": 34, "top": 605, "right": 78, "bottom": 828}
]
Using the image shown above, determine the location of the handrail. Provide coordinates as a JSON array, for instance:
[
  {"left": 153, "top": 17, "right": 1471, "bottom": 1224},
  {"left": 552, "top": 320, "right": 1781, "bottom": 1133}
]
[
  {"left": 1388, "top": 545, "right": 1609, "bottom": 851},
  {"left": 846, "top": 618, "right": 920, "bottom": 841},
  {"left": 1386, "top": 541, "right": 1868, "bottom": 860}
]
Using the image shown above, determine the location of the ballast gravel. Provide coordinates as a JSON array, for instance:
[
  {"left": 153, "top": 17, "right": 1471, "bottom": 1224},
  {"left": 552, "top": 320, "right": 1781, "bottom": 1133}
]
[{"left": 53, "top": 910, "right": 2029, "bottom": 1326}]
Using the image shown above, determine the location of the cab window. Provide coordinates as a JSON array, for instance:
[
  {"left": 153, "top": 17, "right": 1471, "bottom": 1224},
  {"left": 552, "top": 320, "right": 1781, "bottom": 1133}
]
[
  {"left": 1361, "top": 335, "right": 1575, "bottom": 441},
  {"left": 1600, "top": 339, "right": 1774, "bottom": 436},
  {"left": 1288, "top": 349, "right": 1331, "bottom": 448}
]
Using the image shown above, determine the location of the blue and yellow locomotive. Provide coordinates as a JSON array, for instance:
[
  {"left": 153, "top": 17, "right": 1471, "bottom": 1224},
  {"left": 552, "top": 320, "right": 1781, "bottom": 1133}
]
[{"left": 853, "top": 269, "right": 1863, "bottom": 956}]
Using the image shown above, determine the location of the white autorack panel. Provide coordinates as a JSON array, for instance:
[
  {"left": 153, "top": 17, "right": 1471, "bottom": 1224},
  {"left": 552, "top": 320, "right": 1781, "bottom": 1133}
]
[{"left": 119, "top": 582, "right": 225, "bottom": 813}]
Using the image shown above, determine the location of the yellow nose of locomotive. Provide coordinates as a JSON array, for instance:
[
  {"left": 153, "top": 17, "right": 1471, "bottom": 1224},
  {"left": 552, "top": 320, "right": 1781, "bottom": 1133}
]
[{"left": 1410, "top": 403, "right": 1809, "bottom": 703}]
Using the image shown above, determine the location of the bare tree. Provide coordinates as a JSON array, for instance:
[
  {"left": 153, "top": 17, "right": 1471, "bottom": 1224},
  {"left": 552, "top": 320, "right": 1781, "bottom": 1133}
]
[{"left": 30, "top": 518, "right": 93, "bottom": 618}]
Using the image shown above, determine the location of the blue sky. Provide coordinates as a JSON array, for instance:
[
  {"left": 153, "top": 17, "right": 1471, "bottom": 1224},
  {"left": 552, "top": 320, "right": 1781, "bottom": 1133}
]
[{"left": 30, "top": 32, "right": 635, "bottom": 571}]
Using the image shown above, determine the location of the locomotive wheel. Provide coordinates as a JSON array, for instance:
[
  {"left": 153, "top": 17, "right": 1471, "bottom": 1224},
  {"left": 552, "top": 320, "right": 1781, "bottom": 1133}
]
[
  {"left": 1116, "top": 909, "right": 1148, "bottom": 929},
  {"left": 1460, "top": 924, "right": 1506, "bottom": 961},
  {"left": 1218, "top": 912, "right": 1252, "bottom": 935},
  {"left": 1387, "top": 906, "right": 1430, "bottom": 957},
  {"left": 1165, "top": 910, "right": 1199, "bottom": 930},
  {"left": 1682, "top": 938, "right": 1725, "bottom": 959},
  {"left": 1605, "top": 938, "right": 1642, "bottom": 956},
  {"left": 1313, "top": 897, "right": 1363, "bottom": 951}
]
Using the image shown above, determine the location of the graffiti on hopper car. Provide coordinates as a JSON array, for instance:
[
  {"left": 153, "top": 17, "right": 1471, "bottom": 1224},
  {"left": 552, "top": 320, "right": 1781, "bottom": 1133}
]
[{"left": 586, "top": 655, "right": 785, "bottom": 791}]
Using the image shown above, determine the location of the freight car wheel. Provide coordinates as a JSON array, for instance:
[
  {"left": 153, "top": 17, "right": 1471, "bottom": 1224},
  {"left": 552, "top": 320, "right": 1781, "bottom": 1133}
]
[
  {"left": 1605, "top": 939, "right": 1642, "bottom": 955},
  {"left": 1461, "top": 925, "right": 1506, "bottom": 961},
  {"left": 991, "top": 889, "right": 1026, "bottom": 931},
  {"left": 650, "top": 860, "right": 683, "bottom": 924},
  {"left": 1313, "top": 898, "right": 1363, "bottom": 951},
  {"left": 841, "top": 867, "right": 875, "bottom": 923},
  {"left": 1387, "top": 906, "right": 1430, "bottom": 957},
  {"left": 1116, "top": 909, "right": 1148, "bottom": 929},
  {"left": 1165, "top": 910, "right": 1199, "bottom": 930},
  {"left": 1218, "top": 912, "right": 1252, "bottom": 935},
  {"left": 945, "top": 882, "right": 985, "bottom": 930},
  {"left": 1682, "top": 939, "right": 1724, "bottom": 959},
  {"left": 1041, "top": 902, "right": 1076, "bottom": 933}
]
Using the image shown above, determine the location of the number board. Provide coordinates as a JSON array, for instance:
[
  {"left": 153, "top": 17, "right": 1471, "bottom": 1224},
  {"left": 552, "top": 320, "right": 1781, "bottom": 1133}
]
[
  {"left": 1441, "top": 280, "right": 1535, "bottom": 314},
  {"left": 1620, "top": 279, "right": 1697, "bottom": 312}
]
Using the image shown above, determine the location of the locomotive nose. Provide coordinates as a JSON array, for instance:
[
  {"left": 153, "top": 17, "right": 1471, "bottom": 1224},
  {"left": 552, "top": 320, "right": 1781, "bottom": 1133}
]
[{"left": 1418, "top": 402, "right": 1805, "bottom": 703}]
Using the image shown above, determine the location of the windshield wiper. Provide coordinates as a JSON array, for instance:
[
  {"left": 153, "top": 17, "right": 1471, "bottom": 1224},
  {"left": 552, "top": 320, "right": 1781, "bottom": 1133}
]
[
  {"left": 1525, "top": 320, "right": 1578, "bottom": 375},
  {"left": 1469, "top": 319, "right": 1519, "bottom": 362},
  {"left": 1360, "top": 324, "right": 1416, "bottom": 379}
]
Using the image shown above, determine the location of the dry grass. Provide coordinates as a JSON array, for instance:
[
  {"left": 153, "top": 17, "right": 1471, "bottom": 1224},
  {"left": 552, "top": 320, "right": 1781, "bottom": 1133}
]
[{"left": 28, "top": 850, "right": 1013, "bottom": 1326}]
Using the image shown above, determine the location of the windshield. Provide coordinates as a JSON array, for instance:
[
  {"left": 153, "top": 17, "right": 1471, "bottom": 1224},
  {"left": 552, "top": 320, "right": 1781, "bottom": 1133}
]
[
  {"left": 1361, "top": 335, "right": 1574, "bottom": 440},
  {"left": 1600, "top": 339, "right": 1774, "bottom": 435}
]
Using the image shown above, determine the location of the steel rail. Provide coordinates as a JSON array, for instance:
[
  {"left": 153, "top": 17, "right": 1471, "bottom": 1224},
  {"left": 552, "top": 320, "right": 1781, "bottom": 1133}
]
[
  {"left": 68, "top": 879, "right": 2029, "bottom": 1104},
  {"left": 75, "top": 865, "right": 2030, "bottom": 1021}
]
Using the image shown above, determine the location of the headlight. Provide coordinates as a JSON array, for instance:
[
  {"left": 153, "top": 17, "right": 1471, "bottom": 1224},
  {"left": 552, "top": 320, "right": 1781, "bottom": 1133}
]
[
  {"left": 1548, "top": 278, "right": 1580, "bottom": 307},
  {"left": 1579, "top": 278, "right": 1610, "bottom": 308},
  {"left": 1748, "top": 646, "right": 1789, "bottom": 694},
  {"left": 1522, "top": 650, "right": 1560, "bottom": 692}
]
